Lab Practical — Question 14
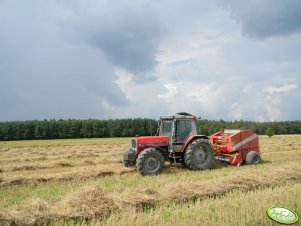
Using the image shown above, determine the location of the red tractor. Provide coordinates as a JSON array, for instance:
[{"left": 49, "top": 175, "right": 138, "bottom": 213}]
[{"left": 123, "top": 112, "right": 214, "bottom": 175}]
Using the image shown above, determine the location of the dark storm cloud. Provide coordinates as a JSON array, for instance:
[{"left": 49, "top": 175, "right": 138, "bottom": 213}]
[
  {"left": 59, "top": 1, "right": 165, "bottom": 82},
  {"left": 221, "top": 0, "right": 301, "bottom": 38},
  {"left": 0, "top": 1, "right": 128, "bottom": 120}
]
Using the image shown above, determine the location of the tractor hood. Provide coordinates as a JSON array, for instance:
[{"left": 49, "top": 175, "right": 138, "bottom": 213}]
[{"left": 135, "top": 136, "right": 169, "bottom": 152}]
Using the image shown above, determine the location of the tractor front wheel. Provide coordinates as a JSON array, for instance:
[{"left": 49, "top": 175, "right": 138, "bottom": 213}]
[
  {"left": 246, "top": 151, "right": 261, "bottom": 165},
  {"left": 136, "top": 148, "right": 165, "bottom": 176},
  {"left": 184, "top": 138, "right": 214, "bottom": 170}
]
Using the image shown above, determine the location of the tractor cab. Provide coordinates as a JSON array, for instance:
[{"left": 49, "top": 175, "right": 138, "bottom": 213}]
[{"left": 159, "top": 113, "right": 198, "bottom": 153}]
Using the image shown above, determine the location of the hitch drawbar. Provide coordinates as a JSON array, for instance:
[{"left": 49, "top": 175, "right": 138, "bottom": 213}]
[{"left": 214, "top": 155, "right": 230, "bottom": 162}]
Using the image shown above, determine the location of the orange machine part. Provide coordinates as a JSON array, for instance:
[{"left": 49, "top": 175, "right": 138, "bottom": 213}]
[{"left": 210, "top": 130, "right": 259, "bottom": 166}]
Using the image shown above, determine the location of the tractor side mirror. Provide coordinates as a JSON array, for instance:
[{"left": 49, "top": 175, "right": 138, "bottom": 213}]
[{"left": 155, "top": 128, "right": 160, "bottom": 136}]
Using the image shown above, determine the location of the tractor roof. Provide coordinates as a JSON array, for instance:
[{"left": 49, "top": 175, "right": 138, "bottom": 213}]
[{"left": 160, "top": 112, "right": 201, "bottom": 120}]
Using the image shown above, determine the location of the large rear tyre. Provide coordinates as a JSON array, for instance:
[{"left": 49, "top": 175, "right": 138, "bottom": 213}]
[
  {"left": 184, "top": 138, "right": 214, "bottom": 170},
  {"left": 136, "top": 148, "right": 165, "bottom": 176},
  {"left": 246, "top": 151, "right": 261, "bottom": 165}
]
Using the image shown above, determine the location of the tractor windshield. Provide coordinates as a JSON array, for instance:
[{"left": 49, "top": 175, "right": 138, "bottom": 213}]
[{"left": 161, "top": 120, "right": 172, "bottom": 136}]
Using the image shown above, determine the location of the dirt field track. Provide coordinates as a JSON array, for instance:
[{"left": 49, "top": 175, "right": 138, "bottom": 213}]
[{"left": 0, "top": 135, "right": 300, "bottom": 225}]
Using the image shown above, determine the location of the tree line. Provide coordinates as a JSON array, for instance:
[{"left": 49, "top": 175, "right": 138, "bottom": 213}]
[
  {"left": 0, "top": 118, "right": 300, "bottom": 141},
  {"left": 197, "top": 119, "right": 301, "bottom": 136}
]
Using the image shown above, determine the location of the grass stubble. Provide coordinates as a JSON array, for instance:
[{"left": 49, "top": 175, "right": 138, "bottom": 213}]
[{"left": 0, "top": 135, "right": 300, "bottom": 225}]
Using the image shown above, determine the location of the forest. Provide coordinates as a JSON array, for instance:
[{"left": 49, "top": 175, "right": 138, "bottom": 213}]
[{"left": 0, "top": 118, "right": 300, "bottom": 141}]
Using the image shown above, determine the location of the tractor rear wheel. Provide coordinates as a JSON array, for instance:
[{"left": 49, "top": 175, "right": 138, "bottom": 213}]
[
  {"left": 184, "top": 138, "right": 214, "bottom": 170},
  {"left": 136, "top": 148, "right": 165, "bottom": 176},
  {"left": 246, "top": 151, "right": 261, "bottom": 165}
]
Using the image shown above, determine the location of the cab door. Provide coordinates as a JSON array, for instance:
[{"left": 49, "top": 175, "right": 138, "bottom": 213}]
[
  {"left": 173, "top": 119, "right": 195, "bottom": 152},
  {"left": 168, "top": 119, "right": 177, "bottom": 152}
]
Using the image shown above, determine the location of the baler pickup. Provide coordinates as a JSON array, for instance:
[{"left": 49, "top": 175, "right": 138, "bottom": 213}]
[{"left": 210, "top": 130, "right": 260, "bottom": 166}]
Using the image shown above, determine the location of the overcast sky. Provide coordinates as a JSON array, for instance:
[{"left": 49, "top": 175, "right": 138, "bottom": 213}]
[{"left": 1, "top": 0, "right": 300, "bottom": 121}]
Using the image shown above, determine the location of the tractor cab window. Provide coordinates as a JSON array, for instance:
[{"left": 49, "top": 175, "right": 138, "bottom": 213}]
[
  {"left": 161, "top": 120, "right": 172, "bottom": 136},
  {"left": 176, "top": 119, "right": 195, "bottom": 142}
]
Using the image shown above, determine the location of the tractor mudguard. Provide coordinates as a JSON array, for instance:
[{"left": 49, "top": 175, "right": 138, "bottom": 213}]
[
  {"left": 181, "top": 135, "right": 210, "bottom": 152},
  {"left": 140, "top": 144, "right": 168, "bottom": 161}
]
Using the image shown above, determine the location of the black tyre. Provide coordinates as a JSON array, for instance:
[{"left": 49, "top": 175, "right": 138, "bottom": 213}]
[
  {"left": 136, "top": 148, "right": 165, "bottom": 176},
  {"left": 184, "top": 138, "right": 214, "bottom": 170},
  {"left": 246, "top": 151, "right": 261, "bottom": 165}
]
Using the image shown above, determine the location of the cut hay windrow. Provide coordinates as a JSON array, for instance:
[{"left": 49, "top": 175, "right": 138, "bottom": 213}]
[
  {"left": 120, "top": 166, "right": 301, "bottom": 209},
  {"left": 0, "top": 158, "right": 123, "bottom": 173},
  {"left": 0, "top": 167, "right": 136, "bottom": 187},
  {"left": 1, "top": 166, "right": 300, "bottom": 225},
  {"left": 0, "top": 187, "right": 118, "bottom": 225},
  {"left": 0, "top": 144, "right": 127, "bottom": 166},
  {"left": 55, "top": 186, "right": 118, "bottom": 220},
  {"left": 1, "top": 162, "right": 74, "bottom": 172},
  {"left": 7, "top": 198, "right": 54, "bottom": 226}
]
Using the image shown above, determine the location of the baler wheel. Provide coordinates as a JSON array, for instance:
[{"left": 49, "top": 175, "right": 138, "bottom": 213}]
[
  {"left": 246, "top": 151, "right": 261, "bottom": 165},
  {"left": 136, "top": 148, "right": 165, "bottom": 176},
  {"left": 184, "top": 138, "right": 214, "bottom": 170}
]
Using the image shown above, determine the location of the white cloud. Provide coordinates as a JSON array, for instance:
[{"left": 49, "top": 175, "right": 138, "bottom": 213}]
[
  {"left": 101, "top": 100, "right": 115, "bottom": 112},
  {"left": 114, "top": 69, "right": 135, "bottom": 100},
  {"left": 157, "top": 83, "right": 179, "bottom": 103},
  {"left": 263, "top": 84, "right": 298, "bottom": 95},
  {"left": 228, "top": 102, "right": 243, "bottom": 120},
  {"left": 266, "top": 103, "right": 281, "bottom": 121},
  {"left": 158, "top": 82, "right": 224, "bottom": 117}
]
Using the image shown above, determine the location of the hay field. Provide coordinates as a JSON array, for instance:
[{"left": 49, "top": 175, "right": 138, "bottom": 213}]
[{"left": 0, "top": 135, "right": 300, "bottom": 225}]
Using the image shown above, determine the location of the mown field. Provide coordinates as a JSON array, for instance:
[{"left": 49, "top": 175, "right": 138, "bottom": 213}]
[{"left": 0, "top": 135, "right": 300, "bottom": 225}]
